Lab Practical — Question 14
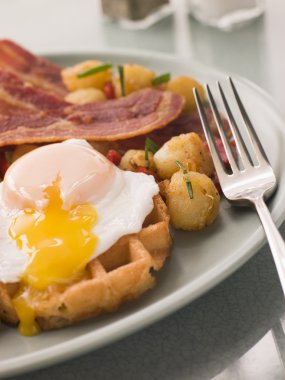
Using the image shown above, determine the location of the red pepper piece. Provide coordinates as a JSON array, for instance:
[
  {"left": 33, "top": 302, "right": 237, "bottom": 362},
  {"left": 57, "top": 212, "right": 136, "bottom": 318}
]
[
  {"left": 106, "top": 149, "right": 122, "bottom": 166},
  {"left": 103, "top": 81, "right": 116, "bottom": 99}
]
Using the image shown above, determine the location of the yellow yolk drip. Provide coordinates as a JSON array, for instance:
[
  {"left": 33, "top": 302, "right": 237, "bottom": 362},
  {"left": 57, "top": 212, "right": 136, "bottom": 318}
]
[
  {"left": 12, "top": 292, "right": 41, "bottom": 336},
  {"left": 10, "top": 177, "right": 97, "bottom": 336}
]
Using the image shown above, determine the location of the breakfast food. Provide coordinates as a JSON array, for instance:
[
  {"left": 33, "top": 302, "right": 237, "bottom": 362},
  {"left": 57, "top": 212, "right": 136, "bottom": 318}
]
[
  {"left": 62, "top": 60, "right": 113, "bottom": 92},
  {"left": 112, "top": 64, "right": 155, "bottom": 97},
  {"left": 119, "top": 149, "right": 156, "bottom": 172},
  {"left": 163, "top": 171, "right": 220, "bottom": 230},
  {"left": 0, "top": 40, "right": 224, "bottom": 335},
  {"left": 0, "top": 139, "right": 171, "bottom": 334},
  {"left": 153, "top": 132, "right": 214, "bottom": 179},
  {"left": 0, "top": 39, "right": 66, "bottom": 96},
  {"left": 165, "top": 76, "right": 205, "bottom": 113},
  {"left": 65, "top": 88, "right": 107, "bottom": 104},
  {"left": 0, "top": 71, "right": 184, "bottom": 147}
]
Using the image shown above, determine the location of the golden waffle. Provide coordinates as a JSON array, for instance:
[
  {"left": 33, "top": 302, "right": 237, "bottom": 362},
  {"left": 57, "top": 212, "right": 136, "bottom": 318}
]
[{"left": 0, "top": 194, "right": 171, "bottom": 331}]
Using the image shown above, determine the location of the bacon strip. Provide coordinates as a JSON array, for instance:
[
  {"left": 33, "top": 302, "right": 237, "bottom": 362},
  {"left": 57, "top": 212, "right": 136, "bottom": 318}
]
[
  {"left": 113, "top": 110, "right": 232, "bottom": 152},
  {"left": 0, "top": 70, "right": 184, "bottom": 147},
  {"left": 0, "top": 40, "right": 67, "bottom": 97}
]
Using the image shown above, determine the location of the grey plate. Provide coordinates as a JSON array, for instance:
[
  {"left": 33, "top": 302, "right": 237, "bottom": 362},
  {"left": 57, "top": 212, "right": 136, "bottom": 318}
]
[{"left": 1, "top": 49, "right": 285, "bottom": 378}]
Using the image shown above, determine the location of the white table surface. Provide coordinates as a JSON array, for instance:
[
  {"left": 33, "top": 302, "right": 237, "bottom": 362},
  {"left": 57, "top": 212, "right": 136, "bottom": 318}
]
[{"left": 1, "top": 0, "right": 285, "bottom": 379}]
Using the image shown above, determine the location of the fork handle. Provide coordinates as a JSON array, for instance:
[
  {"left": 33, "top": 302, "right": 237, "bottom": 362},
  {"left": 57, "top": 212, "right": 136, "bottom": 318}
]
[{"left": 254, "top": 197, "right": 285, "bottom": 295}]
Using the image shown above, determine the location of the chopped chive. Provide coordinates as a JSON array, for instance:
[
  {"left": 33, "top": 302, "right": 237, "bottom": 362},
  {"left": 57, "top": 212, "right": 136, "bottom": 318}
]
[
  {"left": 175, "top": 160, "right": 186, "bottom": 173},
  {"left": 185, "top": 179, "right": 193, "bottom": 199},
  {"left": 145, "top": 138, "right": 159, "bottom": 170},
  {"left": 145, "top": 138, "right": 159, "bottom": 154},
  {"left": 175, "top": 160, "right": 193, "bottom": 199},
  {"left": 145, "top": 145, "right": 149, "bottom": 169},
  {"left": 145, "top": 145, "right": 149, "bottom": 161},
  {"left": 152, "top": 73, "right": 171, "bottom": 86},
  {"left": 77, "top": 63, "right": 113, "bottom": 78},
  {"left": 118, "top": 65, "right": 125, "bottom": 96}
]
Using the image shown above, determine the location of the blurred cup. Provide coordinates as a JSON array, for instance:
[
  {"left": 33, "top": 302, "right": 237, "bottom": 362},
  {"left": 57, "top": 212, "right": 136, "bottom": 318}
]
[{"left": 189, "top": 0, "right": 265, "bottom": 30}]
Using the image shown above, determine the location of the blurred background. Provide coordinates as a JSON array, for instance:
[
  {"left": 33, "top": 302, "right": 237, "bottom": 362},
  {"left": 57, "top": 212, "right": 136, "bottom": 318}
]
[{"left": 0, "top": 0, "right": 284, "bottom": 110}]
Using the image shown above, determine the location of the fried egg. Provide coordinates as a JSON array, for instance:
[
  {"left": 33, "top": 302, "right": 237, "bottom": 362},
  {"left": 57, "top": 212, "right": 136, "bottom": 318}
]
[{"left": 0, "top": 139, "right": 159, "bottom": 334}]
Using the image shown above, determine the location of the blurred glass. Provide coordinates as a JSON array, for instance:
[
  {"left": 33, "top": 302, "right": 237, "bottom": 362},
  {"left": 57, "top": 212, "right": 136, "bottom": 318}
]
[
  {"left": 189, "top": 0, "right": 265, "bottom": 30},
  {"left": 101, "top": 0, "right": 173, "bottom": 30}
]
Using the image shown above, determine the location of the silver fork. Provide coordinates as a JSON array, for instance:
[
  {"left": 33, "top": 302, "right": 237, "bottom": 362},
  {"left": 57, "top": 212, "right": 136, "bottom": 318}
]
[{"left": 193, "top": 78, "right": 285, "bottom": 295}]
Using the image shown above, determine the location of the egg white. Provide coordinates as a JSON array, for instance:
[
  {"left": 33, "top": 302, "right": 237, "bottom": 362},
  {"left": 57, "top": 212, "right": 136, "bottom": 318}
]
[
  {"left": 0, "top": 140, "right": 159, "bottom": 284},
  {"left": 93, "top": 167, "right": 158, "bottom": 256}
]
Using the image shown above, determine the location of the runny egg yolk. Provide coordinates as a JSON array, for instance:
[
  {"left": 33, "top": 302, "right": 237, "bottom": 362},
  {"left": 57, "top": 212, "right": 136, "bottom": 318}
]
[{"left": 10, "top": 177, "right": 98, "bottom": 336}]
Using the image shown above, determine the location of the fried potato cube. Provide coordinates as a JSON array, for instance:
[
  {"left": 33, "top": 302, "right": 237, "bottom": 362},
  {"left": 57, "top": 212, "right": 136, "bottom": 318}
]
[
  {"left": 119, "top": 149, "right": 155, "bottom": 171},
  {"left": 113, "top": 64, "right": 155, "bottom": 97},
  {"left": 154, "top": 132, "right": 214, "bottom": 179},
  {"left": 165, "top": 76, "right": 205, "bottom": 112},
  {"left": 61, "top": 60, "right": 112, "bottom": 91},
  {"left": 65, "top": 88, "right": 106, "bottom": 104},
  {"left": 166, "top": 171, "right": 220, "bottom": 230}
]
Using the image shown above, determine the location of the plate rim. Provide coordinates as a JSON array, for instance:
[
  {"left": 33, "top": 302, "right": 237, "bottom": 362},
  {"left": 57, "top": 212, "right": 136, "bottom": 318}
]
[{"left": 1, "top": 48, "right": 285, "bottom": 378}]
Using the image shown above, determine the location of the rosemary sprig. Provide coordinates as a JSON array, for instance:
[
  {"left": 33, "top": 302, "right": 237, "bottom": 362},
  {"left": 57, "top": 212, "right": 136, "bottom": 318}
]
[
  {"left": 175, "top": 160, "right": 193, "bottom": 199},
  {"left": 77, "top": 63, "right": 113, "bottom": 78},
  {"left": 118, "top": 65, "right": 126, "bottom": 96},
  {"left": 152, "top": 73, "right": 171, "bottom": 86}
]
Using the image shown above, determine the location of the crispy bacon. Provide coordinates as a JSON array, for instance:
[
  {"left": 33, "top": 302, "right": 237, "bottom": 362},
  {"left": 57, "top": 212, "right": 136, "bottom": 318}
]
[
  {"left": 66, "top": 87, "right": 184, "bottom": 140},
  {"left": 0, "top": 70, "right": 184, "bottom": 147},
  {"left": 114, "top": 112, "right": 205, "bottom": 151},
  {"left": 114, "top": 110, "right": 231, "bottom": 152},
  {"left": 0, "top": 40, "right": 67, "bottom": 97},
  {"left": 0, "top": 41, "right": 184, "bottom": 146}
]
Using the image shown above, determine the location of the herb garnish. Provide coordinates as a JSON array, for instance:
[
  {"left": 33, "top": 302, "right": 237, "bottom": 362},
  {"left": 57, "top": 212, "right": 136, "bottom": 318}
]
[
  {"left": 175, "top": 160, "right": 193, "bottom": 199},
  {"left": 145, "top": 138, "right": 159, "bottom": 168},
  {"left": 152, "top": 73, "right": 171, "bottom": 86},
  {"left": 118, "top": 65, "right": 126, "bottom": 96},
  {"left": 145, "top": 138, "right": 159, "bottom": 155},
  {"left": 77, "top": 63, "right": 113, "bottom": 78}
]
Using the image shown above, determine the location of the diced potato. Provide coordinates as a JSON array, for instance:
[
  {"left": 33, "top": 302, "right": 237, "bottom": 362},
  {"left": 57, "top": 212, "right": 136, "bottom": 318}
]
[
  {"left": 119, "top": 149, "right": 155, "bottom": 172},
  {"left": 166, "top": 170, "right": 220, "bottom": 230},
  {"left": 12, "top": 144, "right": 38, "bottom": 162},
  {"left": 65, "top": 88, "right": 106, "bottom": 104},
  {"left": 61, "top": 60, "right": 112, "bottom": 91},
  {"left": 154, "top": 132, "right": 214, "bottom": 179},
  {"left": 165, "top": 76, "right": 205, "bottom": 112},
  {"left": 113, "top": 64, "right": 155, "bottom": 97}
]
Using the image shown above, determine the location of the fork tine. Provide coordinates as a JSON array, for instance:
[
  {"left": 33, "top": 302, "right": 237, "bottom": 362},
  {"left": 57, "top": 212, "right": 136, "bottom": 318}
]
[
  {"left": 218, "top": 81, "right": 253, "bottom": 170},
  {"left": 193, "top": 88, "right": 228, "bottom": 182},
  {"left": 206, "top": 84, "right": 239, "bottom": 173},
  {"left": 229, "top": 77, "right": 269, "bottom": 166}
]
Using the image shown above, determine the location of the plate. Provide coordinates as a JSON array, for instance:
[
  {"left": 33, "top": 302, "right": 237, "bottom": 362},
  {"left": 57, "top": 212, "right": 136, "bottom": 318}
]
[{"left": 1, "top": 50, "right": 285, "bottom": 378}]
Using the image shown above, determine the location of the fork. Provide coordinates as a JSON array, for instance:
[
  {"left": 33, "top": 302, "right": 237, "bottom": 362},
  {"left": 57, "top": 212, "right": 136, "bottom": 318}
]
[{"left": 193, "top": 78, "right": 285, "bottom": 295}]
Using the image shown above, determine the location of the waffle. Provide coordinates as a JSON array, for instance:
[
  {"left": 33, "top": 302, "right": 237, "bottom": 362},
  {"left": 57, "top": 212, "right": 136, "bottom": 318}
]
[{"left": 0, "top": 194, "right": 171, "bottom": 331}]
